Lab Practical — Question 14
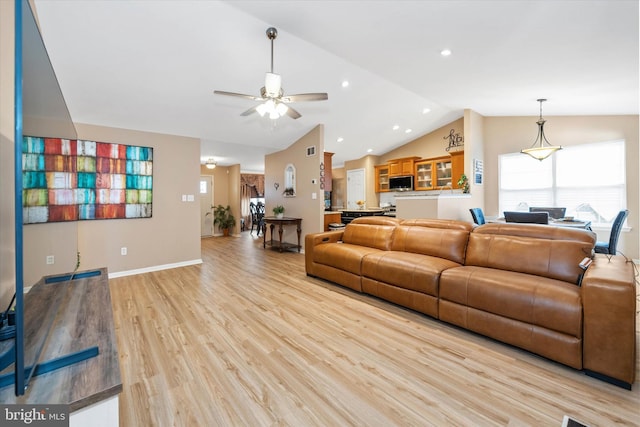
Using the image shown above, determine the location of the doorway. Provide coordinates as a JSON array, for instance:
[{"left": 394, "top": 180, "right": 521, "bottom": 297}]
[
  {"left": 200, "top": 175, "right": 214, "bottom": 236},
  {"left": 346, "top": 168, "right": 365, "bottom": 210}
]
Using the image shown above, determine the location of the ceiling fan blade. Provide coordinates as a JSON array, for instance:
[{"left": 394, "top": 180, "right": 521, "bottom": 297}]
[
  {"left": 285, "top": 105, "right": 302, "bottom": 119},
  {"left": 240, "top": 105, "right": 259, "bottom": 116},
  {"left": 282, "top": 93, "right": 328, "bottom": 103},
  {"left": 213, "top": 90, "right": 264, "bottom": 102}
]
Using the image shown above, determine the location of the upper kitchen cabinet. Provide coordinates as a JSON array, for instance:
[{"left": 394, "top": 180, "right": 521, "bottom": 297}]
[
  {"left": 375, "top": 164, "right": 390, "bottom": 192},
  {"left": 388, "top": 157, "right": 421, "bottom": 177},
  {"left": 449, "top": 151, "right": 464, "bottom": 189},
  {"left": 414, "top": 160, "right": 434, "bottom": 190},
  {"left": 414, "top": 151, "right": 465, "bottom": 191}
]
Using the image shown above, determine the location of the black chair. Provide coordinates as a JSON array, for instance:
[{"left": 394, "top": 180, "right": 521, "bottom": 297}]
[
  {"left": 469, "top": 208, "right": 486, "bottom": 225},
  {"left": 504, "top": 211, "right": 549, "bottom": 224},
  {"left": 255, "top": 202, "right": 266, "bottom": 235},
  {"left": 595, "top": 209, "right": 628, "bottom": 255},
  {"left": 529, "top": 207, "right": 566, "bottom": 220},
  {"left": 249, "top": 202, "right": 261, "bottom": 235}
]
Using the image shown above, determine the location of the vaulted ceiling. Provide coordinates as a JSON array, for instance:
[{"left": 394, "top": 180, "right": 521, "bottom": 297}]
[{"left": 33, "top": 0, "right": 638, "bottom": 172}]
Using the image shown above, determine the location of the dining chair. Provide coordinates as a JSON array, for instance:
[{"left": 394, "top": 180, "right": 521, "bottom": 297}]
[
  {"left": 504, "top": 211, "right": 549, "bottom": 224},
  {"left": 256, "top": 202, "right": 266, "bottom": 235},
  {"left": 594, "top": 209, "right": 628, "bottom": 255},
  {"left": 469, "top": 208, "right": 486, "bottom": 225},
  {"left": 529, "top": 207, "right": 566, "bottom": 220},
  {"left": 249, "top": 202, "right": 260, "bottom": 235}
]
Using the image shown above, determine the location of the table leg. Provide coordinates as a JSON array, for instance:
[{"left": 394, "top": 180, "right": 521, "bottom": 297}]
[
  {"left": 296, "top": 221, "right": 301, "bottom": 252},
  {"left": 270, "top": 224, "right": 275, "bottom": 249},
  {"left": 278, "top": 223, "right": 284, "bottom": 252},
  {"left": 262, "top": 223, "right": 266, "bottom": 248}
]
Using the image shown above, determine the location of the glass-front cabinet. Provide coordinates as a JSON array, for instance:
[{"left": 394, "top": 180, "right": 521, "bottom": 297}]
[
  {"left": 414, "top": 157, "right": 453, "bottom": 190},
  {"left": 414, "top": 152, "right": 464, "bottom": 191},
  {"left": 414, "top": 161, "right": 433, "bottom": 190},
  {"left": 375, "top": 164, "right": 390, "bottom": 192},
  {"left": 435, "top": 157, "right": 453, "bottom": 188}
]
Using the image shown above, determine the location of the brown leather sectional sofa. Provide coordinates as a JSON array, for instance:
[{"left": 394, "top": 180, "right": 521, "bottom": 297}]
[{"left": 305, "top": 217, "right": 637, "bottom": 389}]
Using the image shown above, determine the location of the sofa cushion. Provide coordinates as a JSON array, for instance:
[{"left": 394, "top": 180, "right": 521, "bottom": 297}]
[
  {"left": 362, "top": 251, "right": 460, "bottom": 296},
  {"left": 467, "top": 223, "right": 596, "bottom": 284},
  {"left": 313, "top": 243, "right": 383, "bottom": 275},
  {"left": 342, "top": 217, "right": 398, "bottom": 251},
  {"left": 392, "top": 219, "right": 472, "bottom": 264},
  {"left": 440, "top": 266, "right": 582, "bottom": 338}
]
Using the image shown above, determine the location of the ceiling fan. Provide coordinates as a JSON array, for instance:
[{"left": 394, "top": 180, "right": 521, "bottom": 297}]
[{"left": 214, "top": 27, "right": 328, "bottom": 120}]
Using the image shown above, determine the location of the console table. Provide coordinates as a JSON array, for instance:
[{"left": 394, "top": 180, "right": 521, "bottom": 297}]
[
  {"left": 262, "top": 217, "right": 302, "bottom": 252},
  {"left": 0, "top": 267, "right": 121, "bottom": 426}
]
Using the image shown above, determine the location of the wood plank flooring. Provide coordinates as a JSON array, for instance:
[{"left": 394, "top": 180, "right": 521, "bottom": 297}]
[{"left": 110, "top": 232, "right": 640, "bottom": 426}]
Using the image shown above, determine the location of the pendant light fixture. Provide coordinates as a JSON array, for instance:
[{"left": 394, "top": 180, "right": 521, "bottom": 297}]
[
  {"left": 205, "top": 158, "right": 217, "bottom": 169},
  {"left": 521, "top": 98, "right": 562, "bottom": 161}
]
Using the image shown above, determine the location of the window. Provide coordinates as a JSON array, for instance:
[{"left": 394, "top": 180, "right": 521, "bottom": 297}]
[{"left": 499, "top": 140, "right": 626, "bottom": 227}]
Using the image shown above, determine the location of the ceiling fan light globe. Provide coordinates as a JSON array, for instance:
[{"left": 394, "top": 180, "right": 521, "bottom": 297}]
[
  {"left": 265, "top": 73, "right": 282, "bottom": 97},
  {"left": 275, "top": 102, "right": 288, "bottom": 116},
  {"left": 256, "top": 103, "right": 268, "bottom": 117},
  {"left": 269, "top": 110, "right": 279, "bottom": 120}
]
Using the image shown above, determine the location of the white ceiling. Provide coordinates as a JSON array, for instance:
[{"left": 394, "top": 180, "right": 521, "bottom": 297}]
[{"left": 33, "top": 0, "right": 638, "bottom": 172}]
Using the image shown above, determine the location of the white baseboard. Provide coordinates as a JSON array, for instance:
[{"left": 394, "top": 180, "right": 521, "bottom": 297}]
[{"left": 108, "top": 259, "right": 203, "bottom": 279}]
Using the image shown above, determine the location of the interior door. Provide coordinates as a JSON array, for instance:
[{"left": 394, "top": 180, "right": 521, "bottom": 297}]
[
  {"left": 200, "top": 175, "right": 213, "bottom": 236},
  {"left": 346, "top": 168, "right": 366, "bottom": 210}
]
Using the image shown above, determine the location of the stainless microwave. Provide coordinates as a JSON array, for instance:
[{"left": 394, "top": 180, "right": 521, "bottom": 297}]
[{"left": 389, "top": 175, "right": 414, "bottom": 191}]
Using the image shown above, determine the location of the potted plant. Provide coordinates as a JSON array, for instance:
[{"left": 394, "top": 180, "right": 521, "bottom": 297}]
[
  {"left": 457, "top": 174, "right": 470, "bottom": 194},
  {"left": 283, "top": 187, "right": 295, "bottom": 197},
  {"left": 273, "top": 205, "right": 285, "bottom": 219},
  {"left": 212, "top": 204, "right": 236, "bottom": 236}
]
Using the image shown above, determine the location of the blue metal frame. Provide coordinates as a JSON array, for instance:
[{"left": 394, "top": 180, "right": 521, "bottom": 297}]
[
  {"left": 0, "top": 346, "right": 99, "bottom": 389},
  {"left": 14, "top": 0, "right": 25, "bottom": 396}
]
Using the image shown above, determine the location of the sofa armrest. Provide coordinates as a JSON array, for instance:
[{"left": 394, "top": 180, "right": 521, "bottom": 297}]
[
  {"left": 581, "top": 254, "right": 637, "bottom": 388},
  {"left": 305, "top": 231, "right": 344, "bottom": 275}
]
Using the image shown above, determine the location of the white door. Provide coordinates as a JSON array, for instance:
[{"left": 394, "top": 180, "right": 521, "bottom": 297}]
[
  {"left": 200, "top": 176, "right": 213, "bottom": 236},
  {"left": 346, "top": 168, "right": 366, "bottom": 210}
]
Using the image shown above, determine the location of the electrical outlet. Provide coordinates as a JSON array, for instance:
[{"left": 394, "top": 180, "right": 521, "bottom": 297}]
[
  {"left": 46, "top": 255, "right": 54, "bottom": 265},
  {"left": 121, "top": 247, "right": 127, "bottom": 256}
]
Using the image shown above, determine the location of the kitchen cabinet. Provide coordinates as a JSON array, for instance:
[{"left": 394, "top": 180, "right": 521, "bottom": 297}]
[
  {"left": 414, "top": 160, "right": 434, "bottom": 190},
  {"left": 375, "top": 164, "right": 390, "bottom": 192},
  {"left": 414, "top": 151, "right": 465, "bottom": 191},
  {"left": 323, "top": 212, "right": 341, "bottom": 231},
  {"left": 434, "top": 156, "right": 453, "bottom": 188},
  {"left": 322, "top": 152, "right": 333, "bottom": 192},
  {"left": 449, "top": 150, "right": 464, "bottom": 189},
  {"left": 388, "top": 157, "right": 421, "bottom": 177}
]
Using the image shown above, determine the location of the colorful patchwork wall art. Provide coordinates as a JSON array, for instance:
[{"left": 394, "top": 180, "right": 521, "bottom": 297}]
[{"left": 22, "top": 136, "right": 153, "bottom": 224}]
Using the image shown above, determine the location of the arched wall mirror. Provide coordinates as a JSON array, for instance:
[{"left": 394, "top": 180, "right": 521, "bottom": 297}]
[{"left": 284, "top": 164, "right": 296, "bottom": 197}]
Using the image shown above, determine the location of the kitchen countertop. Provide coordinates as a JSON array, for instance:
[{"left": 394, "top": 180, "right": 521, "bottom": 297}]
[{"left": 339, "top": 208, "right": 384, "bottom": 212}]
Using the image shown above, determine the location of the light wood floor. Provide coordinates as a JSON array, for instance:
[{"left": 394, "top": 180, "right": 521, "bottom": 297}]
[{"left": 110, "top": 232, "right": 640, "bottom": 426}]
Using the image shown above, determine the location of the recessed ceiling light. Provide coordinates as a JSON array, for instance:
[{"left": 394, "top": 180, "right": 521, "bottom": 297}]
[
  {"left": 405, "top": 129, "right": 412, "bottom": 134},
  {"left": 441, "top": 49, "right": 452, "bottom": 56},
  {"left": 392, "top": 125, "right": 400, "bottom": 130},
  {"left": 341, "top": 80, "right": 350, "bottom": 88},
  {"left": 367, "top": 148, "right": 373, "bottom": 153},
  {"left": 337, "top": 137, "right": 344, "bottom": 142},
  {"left": 422, "top": 108, "right": 431, "bottom": 114}
]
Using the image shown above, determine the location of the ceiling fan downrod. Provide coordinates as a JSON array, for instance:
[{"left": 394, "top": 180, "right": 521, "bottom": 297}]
[{"left": 266, "top": 27, "right": 278, "bottom": 74}]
